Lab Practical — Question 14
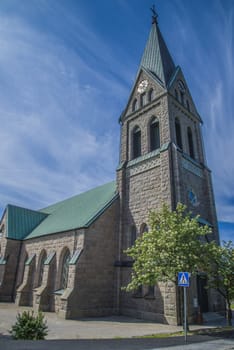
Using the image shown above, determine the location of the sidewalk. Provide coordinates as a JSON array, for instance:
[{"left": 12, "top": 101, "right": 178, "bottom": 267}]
[{"left": 0, "top": 303, "right": 228, "bottom": 340}]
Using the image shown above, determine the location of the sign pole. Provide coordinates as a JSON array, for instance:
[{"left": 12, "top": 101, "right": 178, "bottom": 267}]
[
  {"left": 184, "top": 286, "right": 187, "bottom": 343},
  {"left": 178, "top": 272, "right": 190, "bottom": 343}
]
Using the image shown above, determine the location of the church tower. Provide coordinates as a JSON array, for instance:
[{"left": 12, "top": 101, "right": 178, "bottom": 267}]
[{"left": 116, "top": 9, "right": 220, "bottom": 324}]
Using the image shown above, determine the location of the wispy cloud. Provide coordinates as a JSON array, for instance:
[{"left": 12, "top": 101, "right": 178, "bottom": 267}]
[
  {"left": 166, "top": 0, "right": 234, "bottom": 234},
  {"left": 0, "top": 1, "right": 233, "bottom": 244},
  {"left": 0, "top": 11, "right": 124, "bottom": 212}
]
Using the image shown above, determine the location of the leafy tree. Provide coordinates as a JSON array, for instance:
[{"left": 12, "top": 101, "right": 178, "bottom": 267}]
[
  {"left": 124, "top": 203, "right": 215, "bottom": 291},
  {"left": 204, "top": 241, "right": 234, "bottom": 326}
]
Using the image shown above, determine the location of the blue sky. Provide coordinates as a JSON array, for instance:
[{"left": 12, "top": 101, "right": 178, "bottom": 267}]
[{"left": 0, "top": 0, "right": 233, "bottom": 242}]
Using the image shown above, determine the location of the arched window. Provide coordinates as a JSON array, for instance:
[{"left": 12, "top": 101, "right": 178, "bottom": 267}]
[
  {"left": 132, "top": 126, "right": 141, "bottom": 159},
  {"left": 180, "top": 91, "right": 185, "bottom": 106},
  {"left": 149, "top": 117, "right": 160, "bottom": 151},
  {"left": 148, "top": 88, "right": 154, "bottom": 102},
  {"left": 140, "top": 223, "right": 148, "bottom": 235},
  {"left": 140, "top": 93, "right": 146, "bottom": 107},
  {"left": 130, "top": 225, "right": 137, "bottom": 246},
  {"left": 186, "top": 100, "right": 190, "bottom": 112},
  {"left": 175, "top": 89, "right": 178, "bottom": 100},
  {"left": 187, "top": 127, "right": 195, "bottom": 159},
  {"left": 61, "top": 249, "right": 71, "bottom": 290},
  {"left": 132, "top": 98, "right": 138, "bottom": 112},
  {"left": 175, "top": 118, "right": 183, "bottom": 150},
  {"left": 37, "top": 250, "right": 47, "bottom": 287}
]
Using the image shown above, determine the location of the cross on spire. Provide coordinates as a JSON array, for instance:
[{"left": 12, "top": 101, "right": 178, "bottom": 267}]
[{"left": 150, "top": 4, "right": 158, "bottom": 24}]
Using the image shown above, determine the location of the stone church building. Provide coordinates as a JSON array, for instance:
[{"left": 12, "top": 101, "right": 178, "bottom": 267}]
[{"left": 0, "top": 12, "right": 222, "bottom": 325}]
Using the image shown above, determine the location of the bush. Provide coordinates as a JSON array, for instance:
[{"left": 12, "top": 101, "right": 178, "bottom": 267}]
[{"left": 10, "top": 310, "right": 48, "bottom": 340}]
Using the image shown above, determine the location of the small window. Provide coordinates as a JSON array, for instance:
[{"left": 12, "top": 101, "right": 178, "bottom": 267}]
[
  {"left": 186, "top": 100, "right": 190, "bottom": 111},
  {"left": 150, "top": 118, "right": 160, "bottom": 151},
  {"left": 148, "top": 88, "right": 154, "bottom": 102},
  {"left": 175, "top": 118, "right": 183, "bottom": 150},
  {"left": 38, "top": 251, "right": 47, "bottom": 287},
  {"left": 140, "top": 93, "right": 146, "bottom": 107},
  {"left": 132, "top": 126, "right": 141, "bottom": 159},
  {"left": 175, "top": 89, "right": 178, "bottom": 100},
  {"left": 132, "top": 98, "right": 138, "bottom": 112},
  {"left": 61, "top": 250, "right": 71, "bottom": 290},
  {"left": 187, "top": 127, "right": 195, "bottom": 159},
  {"left": 130, "top": 225, "right": 137, "bottom": 246},
  {"left": 180, "top": 91, "right": 184, "bottom": 106}
]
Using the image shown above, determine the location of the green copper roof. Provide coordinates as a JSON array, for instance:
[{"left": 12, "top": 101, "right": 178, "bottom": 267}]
[
  {"left": 6, "top": 205, "right": 48, "bottom": 240},
  {"left": 139, "top": 22, "right": 176, "bottom": 87},
  {"left": 25, "top": 181, "right": 118, "bottom": 239}
]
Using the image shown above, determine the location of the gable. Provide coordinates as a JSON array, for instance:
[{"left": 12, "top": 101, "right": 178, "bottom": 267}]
[
  {"left": 6, "top": 205, "right": 48, "bottom": 240},
  {"left": 121, "top": 68, "right": 166, "bottom": 122},
  {"left": 168, "top": 67, "right": 202, "bottom": 122}
]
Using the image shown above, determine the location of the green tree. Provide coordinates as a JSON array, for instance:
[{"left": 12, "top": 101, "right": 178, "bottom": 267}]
[
  {"left": 124, "top": 203, "right": 215, "bottom": 291},
  {"left": 205, "top": 241, "right": 234, "bottom": 326}
]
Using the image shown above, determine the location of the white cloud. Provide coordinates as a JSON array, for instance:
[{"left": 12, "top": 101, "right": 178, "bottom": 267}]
[
  {"left": 0, "top": 13, "right": 122, "bottom": 212},
  {"left": 169, "top": 1, "right": 234, "bottom": 229}
]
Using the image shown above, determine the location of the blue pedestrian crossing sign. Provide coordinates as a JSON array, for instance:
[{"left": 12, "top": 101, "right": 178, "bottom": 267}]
[{"left": 178, "top": 272, "right": 190, "bottom": 287}]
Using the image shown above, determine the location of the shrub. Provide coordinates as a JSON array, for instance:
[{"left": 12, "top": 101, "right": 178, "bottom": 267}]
[{"left": 10, "top": 310, "right": 48, "bottom": 340}]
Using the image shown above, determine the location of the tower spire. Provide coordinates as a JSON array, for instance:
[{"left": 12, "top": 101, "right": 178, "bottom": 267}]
[{"left": 139, "top": 7, "right": 176, "bottom": 87}]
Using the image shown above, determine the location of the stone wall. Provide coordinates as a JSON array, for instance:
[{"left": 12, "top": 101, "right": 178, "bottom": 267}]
[
  {"left": 0, "top": 238, "right": 22, "bottom": 301},
  {"left": 64, "top": 199, "right": 119, "bottom": 318}
]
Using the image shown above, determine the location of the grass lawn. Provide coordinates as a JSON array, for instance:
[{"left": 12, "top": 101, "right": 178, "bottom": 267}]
[{"left": 138, "top": 327, "right": 234, "bottom": 339}]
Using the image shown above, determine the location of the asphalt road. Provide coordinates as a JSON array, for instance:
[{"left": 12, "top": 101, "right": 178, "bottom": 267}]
[{"left": 0, "top": 334, "right": 234, "bottom": 350}]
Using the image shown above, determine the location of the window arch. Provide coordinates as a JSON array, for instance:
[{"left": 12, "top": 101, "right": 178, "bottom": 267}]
[
  {"left": 175, "top": 118, "right": 183, "bottom": 150},
  {"left": 140, "top": 93, "right": 146, "bottom": 107},
  {"left": 180, "top": 91, "right": 185, "bottom": 106},
  {"left": 187, "top": 127, "right": 195, "bottom": 159},
  {"left": 186, "top": 100, "right": 190, "bottom": 112},
  {"left": 130, "top": 225, "right": 137, "bottom": 246},
  {"left": 60, "top": 249, "right": 71, "bottom": 290},
  {"left": 149, "top": 117, "right": 160, "bottom": 151},
  {"left": 148, "top": 88, "right": 154, "bottom": 103},
  {"left": 132, "top": 126, "right": 141, "bottom": 159},
  {"left": 132, "top": 98, "right": 138, "bottom": 112},
  {"left": 37, "top": 250, "right": 47, "bottom": 287}
]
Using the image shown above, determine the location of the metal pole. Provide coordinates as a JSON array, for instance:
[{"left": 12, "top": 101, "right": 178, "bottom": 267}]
[{"left": 184, "top": 287, "right": 187, "bottom": 343}]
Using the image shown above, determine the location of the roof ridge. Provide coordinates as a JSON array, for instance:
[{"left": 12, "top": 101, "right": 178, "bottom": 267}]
[
  {"left": 25, "top": 181, "right": 118, "bottom": 239},
  {"left": 40, "top": 180, "right": 116, "bottom": 213},
  {"left": 7, "top": 204, "right": 48, "bottom": 215}
]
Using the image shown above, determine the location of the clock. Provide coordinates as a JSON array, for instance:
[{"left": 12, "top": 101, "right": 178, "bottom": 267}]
[
  {"left": 188, "top": 189, "right": 199, "bottom": 207},
  {"left": 137, "top": 79, "right": 148, "bottom": 93}
]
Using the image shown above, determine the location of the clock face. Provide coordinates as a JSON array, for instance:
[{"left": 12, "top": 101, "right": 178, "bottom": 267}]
[
  {"left": 188, "top": 189, "right": 199, "bottom": 207},
  {"left": 137, "top": 79, "right": 148, "bottom": 93}
]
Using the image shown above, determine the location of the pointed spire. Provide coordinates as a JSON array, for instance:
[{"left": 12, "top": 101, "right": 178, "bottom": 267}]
[{"left": 139, "top": 7, "right": 176, "bottom": 87}]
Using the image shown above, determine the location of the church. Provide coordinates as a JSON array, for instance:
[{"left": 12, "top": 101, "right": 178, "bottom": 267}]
[{"left": 0, "top": 10, "right": 222, "bottom": 325}]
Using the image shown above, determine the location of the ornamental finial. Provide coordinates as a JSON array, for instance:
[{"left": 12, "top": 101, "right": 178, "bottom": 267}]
[{"left": 150, "top": 4, "right": 158, "bottom": 24}]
